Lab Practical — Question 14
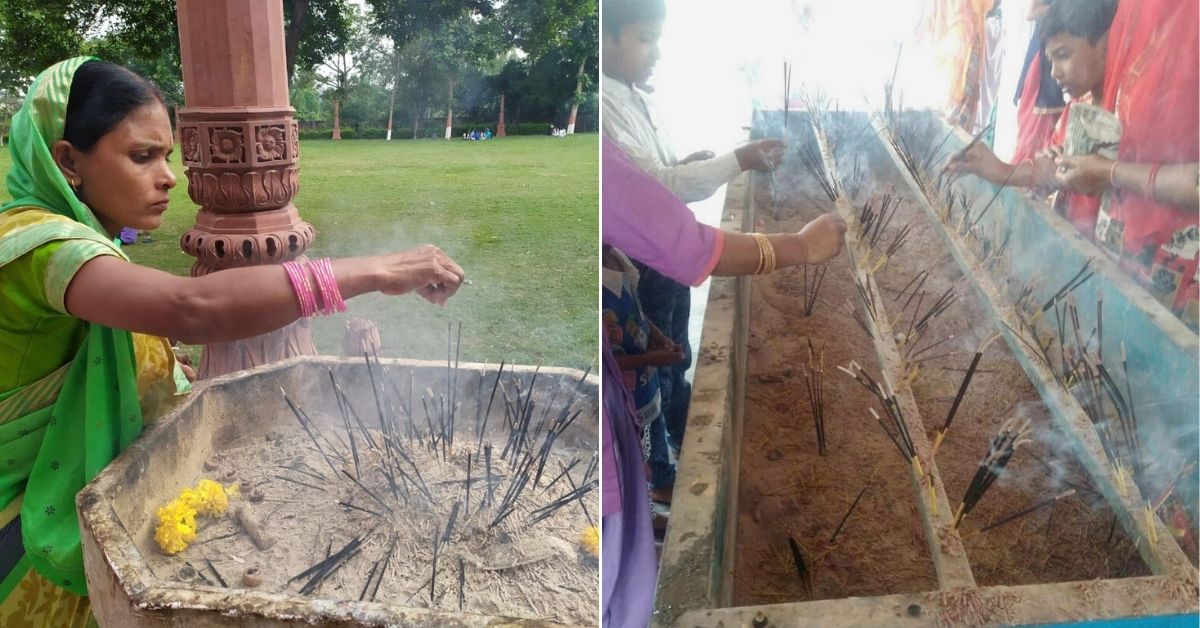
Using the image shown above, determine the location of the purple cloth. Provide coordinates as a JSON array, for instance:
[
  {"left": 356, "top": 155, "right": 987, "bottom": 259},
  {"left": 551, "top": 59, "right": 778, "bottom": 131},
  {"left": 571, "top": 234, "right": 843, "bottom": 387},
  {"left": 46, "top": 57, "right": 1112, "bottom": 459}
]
[{"left": 601, "top": 136, "right": 723, "bottom": 627}]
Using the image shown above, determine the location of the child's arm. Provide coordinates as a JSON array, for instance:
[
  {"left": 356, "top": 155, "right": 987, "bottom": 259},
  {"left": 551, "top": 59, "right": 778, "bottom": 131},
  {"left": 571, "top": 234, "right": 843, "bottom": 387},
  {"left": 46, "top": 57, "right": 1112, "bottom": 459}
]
[
  {"left": 647, "top": 319, "right": 676, "bottom": 351},
  {"left": 614, "top": 348, "right": 685, "bottom": 370}
]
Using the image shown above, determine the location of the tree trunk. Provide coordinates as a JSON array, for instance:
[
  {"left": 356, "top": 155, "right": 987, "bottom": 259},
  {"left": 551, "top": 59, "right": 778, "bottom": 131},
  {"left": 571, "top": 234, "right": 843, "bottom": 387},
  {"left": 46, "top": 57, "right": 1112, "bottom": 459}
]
[
  {"left": 445, "top": 75, "right": 455, "bottom": 140},
  {"left": 412, "top": 108, "right": 420, "bottom": 140},
  {"left": 284, "top": 0, "right": 309, "bottom": 84},
  {"left": 566, "top": 56, "right": 586, "bottom": 135},
  {"left": 386, "top": 52, "right": 399, "bottom": 141},
  {"left": 332, "top": 98, "right": 342, "bottom": 140},
  {"left": 496, "top": 93, "right": 507, "bottom": 138}
]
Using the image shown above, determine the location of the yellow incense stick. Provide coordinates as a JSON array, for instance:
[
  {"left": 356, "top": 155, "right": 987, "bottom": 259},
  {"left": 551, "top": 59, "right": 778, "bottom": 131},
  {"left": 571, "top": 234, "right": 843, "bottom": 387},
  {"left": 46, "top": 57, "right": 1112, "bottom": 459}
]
[{"left": 932, "top": 429, "right": 946, "bottom": 456}]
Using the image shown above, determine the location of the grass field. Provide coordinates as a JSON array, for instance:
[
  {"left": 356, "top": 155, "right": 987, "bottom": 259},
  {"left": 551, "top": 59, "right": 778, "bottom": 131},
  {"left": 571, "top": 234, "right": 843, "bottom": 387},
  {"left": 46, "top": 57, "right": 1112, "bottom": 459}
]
[{"left": 0, "top": 135, "right": 599, "bottom": 369}]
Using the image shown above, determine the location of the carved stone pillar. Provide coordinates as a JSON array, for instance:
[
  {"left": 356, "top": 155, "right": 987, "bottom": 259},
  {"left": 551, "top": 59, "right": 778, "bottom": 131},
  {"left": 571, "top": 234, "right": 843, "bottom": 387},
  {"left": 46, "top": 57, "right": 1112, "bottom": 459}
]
[{"left": 176, "top": 0, "right": 318, "bottom": 378}]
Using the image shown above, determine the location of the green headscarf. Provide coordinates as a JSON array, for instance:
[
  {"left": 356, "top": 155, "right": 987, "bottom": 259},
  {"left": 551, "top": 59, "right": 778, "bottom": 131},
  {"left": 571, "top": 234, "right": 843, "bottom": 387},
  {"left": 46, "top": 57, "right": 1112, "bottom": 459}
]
[{"left": 0, "top": 57, "right": 144, "bottom": 597}]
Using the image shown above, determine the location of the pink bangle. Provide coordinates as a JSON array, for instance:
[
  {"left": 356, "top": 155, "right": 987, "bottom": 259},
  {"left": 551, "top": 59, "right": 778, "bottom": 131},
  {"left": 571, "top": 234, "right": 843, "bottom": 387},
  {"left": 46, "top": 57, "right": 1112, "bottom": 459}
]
[
  {"left": 308, "top": 257, "right": 346, "bottom": 314},
  {"left": 1146, "top": 164, "right": 1161, "bottom": 200},
  {"left": 283, "top": 260, "right": 317, "bottom": 317}
]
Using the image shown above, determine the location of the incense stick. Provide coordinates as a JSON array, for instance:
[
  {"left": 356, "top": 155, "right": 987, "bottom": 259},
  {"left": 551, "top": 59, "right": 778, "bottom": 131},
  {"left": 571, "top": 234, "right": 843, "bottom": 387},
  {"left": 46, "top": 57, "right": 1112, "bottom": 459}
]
[
  {"left": 976, "top": 490, "right": 1075, "bottom": 533},
  {"left": 829, "top": 483, "right": 871, "bottom": 543}
]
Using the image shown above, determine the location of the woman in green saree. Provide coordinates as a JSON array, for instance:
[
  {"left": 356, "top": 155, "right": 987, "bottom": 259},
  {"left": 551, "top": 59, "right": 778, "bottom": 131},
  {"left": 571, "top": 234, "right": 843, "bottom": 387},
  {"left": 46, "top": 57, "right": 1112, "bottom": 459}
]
[{"left": 0, "top": 58, "right": 466, "bottom": 626}]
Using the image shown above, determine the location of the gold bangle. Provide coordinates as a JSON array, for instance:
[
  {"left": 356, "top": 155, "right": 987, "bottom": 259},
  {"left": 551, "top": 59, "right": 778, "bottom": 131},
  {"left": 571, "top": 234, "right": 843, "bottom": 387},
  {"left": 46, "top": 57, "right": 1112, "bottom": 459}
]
[
  {"left": 751, "top": 232, "right": 776, "bottom": 275},
  {"left": 751, "top": 232, "right": 766, "bottom": 274}
]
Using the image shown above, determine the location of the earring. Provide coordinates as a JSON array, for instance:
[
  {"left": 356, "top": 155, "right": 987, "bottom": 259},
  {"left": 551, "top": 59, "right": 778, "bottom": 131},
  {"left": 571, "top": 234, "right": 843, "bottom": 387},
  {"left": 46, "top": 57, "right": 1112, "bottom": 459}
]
[{"left": 69, "top": 179, "right": 80, "bottom": 194}]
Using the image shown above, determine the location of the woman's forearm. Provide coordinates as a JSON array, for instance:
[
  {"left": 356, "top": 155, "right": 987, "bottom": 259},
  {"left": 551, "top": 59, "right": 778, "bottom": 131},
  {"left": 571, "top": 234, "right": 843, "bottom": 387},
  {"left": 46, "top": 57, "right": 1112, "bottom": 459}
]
[
  {"left": 1112, "top": 162, "right": 1200, "bottom": 211},
  {"left": 67, "top": 256, "right": 384, "bottom": 344}
]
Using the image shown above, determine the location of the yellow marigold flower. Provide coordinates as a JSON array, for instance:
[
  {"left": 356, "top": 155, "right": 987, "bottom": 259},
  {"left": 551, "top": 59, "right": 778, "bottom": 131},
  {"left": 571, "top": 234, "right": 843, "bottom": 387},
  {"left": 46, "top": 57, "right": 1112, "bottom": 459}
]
[
  {"left": 154, "top": 499, "right": 197, "bottom": 555},
  {"left": 177, "top": 479, "right": 230, "bottom": 517},
  {"left": 579, "top": 525, "right": 599, "bottom": 558},
  {"left": 193, "top": 479, "right": 230, "bottom": 517}
]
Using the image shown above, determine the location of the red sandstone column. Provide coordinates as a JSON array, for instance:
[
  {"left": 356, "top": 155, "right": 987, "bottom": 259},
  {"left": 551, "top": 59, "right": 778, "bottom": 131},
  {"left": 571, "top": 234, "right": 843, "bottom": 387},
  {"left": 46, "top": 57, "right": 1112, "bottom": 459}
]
[{"left": 176, "top": 0, "right": 318, "bottom": 378}]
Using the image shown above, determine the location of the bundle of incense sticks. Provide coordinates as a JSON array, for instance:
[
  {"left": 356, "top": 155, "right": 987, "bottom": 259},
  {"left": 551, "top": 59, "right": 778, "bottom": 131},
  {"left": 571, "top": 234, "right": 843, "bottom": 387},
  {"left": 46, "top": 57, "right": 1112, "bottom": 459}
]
[
  {"left": 1040, "top": 258, "right": 1094, "bottom": 313},
  {"left": 858, "top": 194, "right": 901, "bottom": 250},
  {"left": 932, "top": 333, "right": 1002, "bottom": 454},
  {"left": 838, "top": 361, "right": 917, "bottom": 465},
  {"left": 787, "top": 536, "right": 814, "bottom": 598},
  {"left": 951, "top": 416, "right": 1033, "bottom": 530},
  {"left": 800, "top": 339, "right": 828, "bottom": 456},
  {"left": 798, "top": 143, "right": 839, "bottom": 202},
  {"left": 801, "top": 263, "right": 828, "bottom": 317},
  {"left": 272, "top": 325, "right": 594, "bottom": 611},
  {"left": 847, "top": 153, "right": 865, "bottom": 201},
  {"left": 902, "top": 282, "right": 960, "bottom": 350}
]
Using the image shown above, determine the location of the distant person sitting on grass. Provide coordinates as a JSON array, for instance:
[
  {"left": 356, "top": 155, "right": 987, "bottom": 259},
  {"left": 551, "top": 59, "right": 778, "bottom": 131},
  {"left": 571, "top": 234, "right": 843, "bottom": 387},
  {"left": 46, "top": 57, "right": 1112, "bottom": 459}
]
[{"left": 484, "top": 128, "right": 493, "bottom": 140}]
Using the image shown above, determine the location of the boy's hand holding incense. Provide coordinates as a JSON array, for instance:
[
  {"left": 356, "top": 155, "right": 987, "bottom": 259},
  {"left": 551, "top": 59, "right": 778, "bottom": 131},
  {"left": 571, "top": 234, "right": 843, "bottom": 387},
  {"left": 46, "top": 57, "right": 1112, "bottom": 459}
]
[
  {"left": 942, "top": 142, "right": 1005, "bottom": 181},
  {"left": 643, "top": 346, "right": 685, "bottom": 367},
  {"left": 736, "top": 139, "right": 786, "bottom": 172},
  {"left": 679, "top": 150, "right": 716, "bottom": 165}
]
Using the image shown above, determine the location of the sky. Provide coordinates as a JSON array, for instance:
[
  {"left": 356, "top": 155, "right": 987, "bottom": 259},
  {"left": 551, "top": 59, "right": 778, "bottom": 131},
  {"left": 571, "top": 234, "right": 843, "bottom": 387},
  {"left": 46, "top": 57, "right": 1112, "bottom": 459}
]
[{"left": 649, "top": 0, "right": 1036, "bottom": 161}]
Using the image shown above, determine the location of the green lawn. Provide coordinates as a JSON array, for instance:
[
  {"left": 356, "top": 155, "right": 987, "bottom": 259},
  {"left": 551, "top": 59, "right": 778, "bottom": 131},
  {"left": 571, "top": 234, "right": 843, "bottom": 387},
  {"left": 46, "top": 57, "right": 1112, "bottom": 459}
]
[{"left": 0, "top": 135, "right": 599, "bottom": 369}]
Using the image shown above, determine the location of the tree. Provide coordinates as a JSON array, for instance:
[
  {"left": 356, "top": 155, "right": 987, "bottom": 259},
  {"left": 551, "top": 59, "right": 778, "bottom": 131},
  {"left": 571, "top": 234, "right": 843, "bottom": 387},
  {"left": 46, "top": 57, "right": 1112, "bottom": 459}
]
[
  {"left": 421, "top": 12, "right": 505, "bottom": 139},
  {"left": 0, "top": 86, "right": 24, "bottom": 146},
  {"left": 0, "top": 0, "right": 103, "bottom": 88},
  {"left": 314, "top": 7, "right": 379, "bottom": 139},
  {"left": 364, "top": 0, "right": 491, "bottom": 140},
  {"left": 500, "top": 0, "right": 597, "bottom": 134},
  {"left": 283, "top": 0, "right": 351, "bottom": 84}
]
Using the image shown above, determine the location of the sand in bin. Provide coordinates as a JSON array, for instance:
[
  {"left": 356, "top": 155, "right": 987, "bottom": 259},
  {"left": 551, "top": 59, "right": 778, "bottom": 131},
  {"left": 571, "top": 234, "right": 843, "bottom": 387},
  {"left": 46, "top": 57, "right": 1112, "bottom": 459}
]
[
  {"left": 731, "top": 123, "right": 1152, "bottom": 605},
  {"left": 143, "top": 417, "right": 598, "bottom": 625}
]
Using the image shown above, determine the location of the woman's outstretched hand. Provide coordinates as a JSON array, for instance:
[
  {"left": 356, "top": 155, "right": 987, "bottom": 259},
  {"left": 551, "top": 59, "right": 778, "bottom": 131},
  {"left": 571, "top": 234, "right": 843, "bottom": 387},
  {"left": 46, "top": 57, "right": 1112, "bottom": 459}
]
[
  {"left": 796, "top": 213, "right": 848, "bottom": 264},
  {"left": 376, "top": 245, "right": 466, "bottom": 305}
]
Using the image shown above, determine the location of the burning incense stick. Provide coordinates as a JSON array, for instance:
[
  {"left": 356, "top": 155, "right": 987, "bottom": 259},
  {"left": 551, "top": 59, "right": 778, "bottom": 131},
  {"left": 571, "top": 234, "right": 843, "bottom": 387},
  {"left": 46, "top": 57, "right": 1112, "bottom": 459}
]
[
  {"left": 1041, "top": 259, "right": 1094, "bottom": 312},
  {"left": 951, "top": 416, "right": 1033, "bottom": 530},
  {"left": 933, "top": 333, "right": 1001, "bottom": 454},
  {"left": 829, "top": 483, "right": 871, "bottom": 543},
  {"left": 976, "top": 490, "right": 1075, "bottom": 534},
  {"left": 280, "top": 388, "right": 339, "bottom": 475},
  {"left": 783, "top": 61, "right": 792, "bottom": 128}
]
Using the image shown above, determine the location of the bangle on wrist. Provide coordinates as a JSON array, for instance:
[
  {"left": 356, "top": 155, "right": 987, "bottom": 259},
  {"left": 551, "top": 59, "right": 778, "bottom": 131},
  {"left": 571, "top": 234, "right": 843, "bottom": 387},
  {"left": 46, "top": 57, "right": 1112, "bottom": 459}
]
[
  {"left": 283, "top": 260, "right": 317, "bottom": 317},
  {"left": 1146, "top": 164, "right": 1161, "bottom": 200},
  {"left": 1108, "top": 161, "right": 1120, "bottom": 190},
  {"left": 750, "top": 232, "right": 777, "bottom": 275}
]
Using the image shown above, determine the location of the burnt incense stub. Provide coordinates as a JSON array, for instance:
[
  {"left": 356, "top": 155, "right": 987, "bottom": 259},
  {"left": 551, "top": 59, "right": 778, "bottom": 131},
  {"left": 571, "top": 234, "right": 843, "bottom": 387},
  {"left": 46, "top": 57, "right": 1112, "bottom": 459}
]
[{"left": 175, "top": 0, "right": 316, "bottom": 376}]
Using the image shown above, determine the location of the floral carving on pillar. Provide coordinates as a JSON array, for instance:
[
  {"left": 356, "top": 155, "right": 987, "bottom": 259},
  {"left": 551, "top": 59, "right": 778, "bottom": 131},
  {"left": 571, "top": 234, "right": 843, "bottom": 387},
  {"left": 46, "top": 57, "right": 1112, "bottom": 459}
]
[
  {"left": 255, "top": 125, "right": 287, "bottom": 162},
  {"left": 210, "top": 127, "right": 245, "bottom": 163},
  {"left": 181, "top": 126, "right": 201, "bottom": 164}
]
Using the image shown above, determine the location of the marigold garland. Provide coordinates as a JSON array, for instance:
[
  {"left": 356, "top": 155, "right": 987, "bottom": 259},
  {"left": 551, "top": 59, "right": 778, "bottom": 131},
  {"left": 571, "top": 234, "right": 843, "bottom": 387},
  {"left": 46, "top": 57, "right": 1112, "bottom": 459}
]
[{"left": 154, "top": 479, "right": 235, "bottom": 555}]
